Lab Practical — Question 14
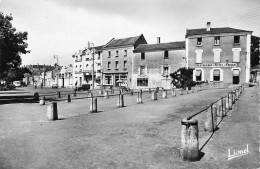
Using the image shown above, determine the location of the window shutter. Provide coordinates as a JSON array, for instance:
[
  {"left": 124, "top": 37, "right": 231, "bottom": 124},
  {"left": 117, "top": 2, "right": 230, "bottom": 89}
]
[
  {"left": 138, "top": 66, "right": 140, "bottom": 75},
  {"left": 196, "top": 51, "right": 202, "bottom": 63},
  {"left": 193, "top": 69, "right": 196, "bottom": 81},
  {"left": 233, "top": 48, "right": 241, "bottom": 62},
  {"left": 145, "top": 66, "right": 147, "bottom": 75},
  {"left": 210, "top": 69, "right": 213, "bottom": 81},
  {"left": 214, "top": 50, "right": 220, "bottom": 62},
  {"left": 201, "top": 69, "right": 204, "bottom": 81},
  {"left": 220, "top": 69, "right": 223, "bottom": 81},
  {"left": 168, "top": 66, "right": 171, "bottom": 76},
  {"left": 161, "top": 65, "right": 164, "bottom": 75}
]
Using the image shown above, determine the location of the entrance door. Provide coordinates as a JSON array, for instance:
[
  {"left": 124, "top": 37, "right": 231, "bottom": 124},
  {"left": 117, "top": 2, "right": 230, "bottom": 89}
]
[{"left": 232, "top": 69, "right": 240, "bottom": 84}]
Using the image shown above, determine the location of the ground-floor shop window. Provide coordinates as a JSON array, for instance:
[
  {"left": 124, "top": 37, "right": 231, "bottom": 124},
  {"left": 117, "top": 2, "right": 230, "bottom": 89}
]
[
  {"left": 121, "top": 75, "right": 127, "bottom": 85},
  {"left": 105, "top": 75, "right": 112, "bottom": 85},
  {"left": 137, "top": 78, "right": 148, "bottom": 86},
  {"left": 195, "top": 70, "right": 202, "bottom": 81},
  {"left": 213, "top": 69, "right": 220, "bottom": 81}
]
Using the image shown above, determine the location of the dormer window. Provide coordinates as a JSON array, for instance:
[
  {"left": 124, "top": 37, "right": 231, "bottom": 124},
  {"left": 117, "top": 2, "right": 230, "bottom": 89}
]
[
  {"left": 197, "top": 37, "right": 202, "bottom": 46},
  {"left": 214, "top": 36, "right": 220, "bottom": 45},
  {"left": 141, "top": 53, "right": 145, "bottom": 60}
]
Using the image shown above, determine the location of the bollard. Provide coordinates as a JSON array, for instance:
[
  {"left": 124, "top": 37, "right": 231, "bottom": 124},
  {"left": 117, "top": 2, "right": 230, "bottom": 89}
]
[
  {"left": 117, "top": 94, "right": 124, "bottom": 108},
  {"left": 204, "top": 105, "right": 217, "bottom": 132},
  {"left": 39, "top": 96, "right": 45, "bottom": 105},
  {"left": 137, "top": 91, "right": 142, "bottom": 104},
  {"left": 47, "top": 102, "right": 58, "bottom": 120},
  {"left": 68, "top": 94, "right": 71, "bottom": 102},
  {"left": 88, "top": 92, "right": 93, "bottom": 100},
  {"left": 131, "top": 89, "right": 133, "bottom": 95},
  {"left": 149, "top": 88, "right": 151, "bottom": 93},
  {"left": 104, "top": 90, "right": 109, "bottom": 99},
  {"left": 223, "top": 99, "right": 226, "bottom": 116},
  {"left": 90, "top": 97, "right": 97, "bottom": 113},
  {"left": 232, "top": 91, "right": 235, "bottom": 104},
  {"left": 99, "top": 90, "right": 103, "bottom": 95},
  {"left": 111, "top": 88, "right": 114, "bottom": 94},
  {"left": 34, "top": 92, "right": 39, "bottom": 102},
  {"left": 172, "top": 89, "right": 176, "bottom": 97},
  {"left": 228, "top": 92, "right": 232, "bottom": 110},
  {"left": 216, "top": 100, "right": 222, "bottom": 117},
  {"left": 162, "top": 90, "right": 167, "bottom": 98},
  {"left": 74, "top": 90, "right": 76, "bottom": 97},
  {"left": 151, "top": 91, "right": 157, "bottom": 100},
  {"left": 225, "top": 96, "right": 229, "bottom": 113},
  {"left": 57, "top": 91, "right": 61, "bottom": 98},
  {"left": 181, "top": 118, "right": 199, "bottom": 161}
]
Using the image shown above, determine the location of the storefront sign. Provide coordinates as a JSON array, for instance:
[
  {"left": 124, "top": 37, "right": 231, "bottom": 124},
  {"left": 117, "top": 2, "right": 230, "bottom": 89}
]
[{"left": 197, "top": 63, "right": 237, "bottom": 67}]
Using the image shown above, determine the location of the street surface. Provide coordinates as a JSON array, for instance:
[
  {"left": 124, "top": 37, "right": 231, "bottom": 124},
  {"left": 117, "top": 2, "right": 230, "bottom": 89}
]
[{"left": 0, "top": 85, "right": 258, "bottom": 169}]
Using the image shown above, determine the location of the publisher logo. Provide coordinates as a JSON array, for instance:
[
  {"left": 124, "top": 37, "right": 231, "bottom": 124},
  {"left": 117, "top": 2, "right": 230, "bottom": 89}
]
[{"left": 228, "top": 144, "right": 249, "bottom": 160}]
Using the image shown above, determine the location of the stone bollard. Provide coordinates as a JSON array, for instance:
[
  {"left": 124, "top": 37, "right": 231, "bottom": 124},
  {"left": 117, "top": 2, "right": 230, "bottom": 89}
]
[
  {"left": 104, "top": 90, "right": 109, "bottom": 99},
  {"left": 172, "top": 89, "right": 176, "bottom": 97},
  {"left": 204, "top": 105, "right": 217, "bottom": 132},
  {"left": 90, "top": 97, "right": 97, "bottom": 113},
  {"left": 232, "top": 91, "right": 235, "bottom": 104},
  {"left": 57, "top": 91, "right": 61, "bottom": 98},
  {"left": 225, "top": 96, "right": 229, "bottom": 113},
  {"left": 216, "top": 99, "right": 222, "bottom": 117},
  {"left": 181, "top": 118, "right": 199, "bottom": 161},
  {"left": 137, "top": 91, "right": 142, "bottom": 104},
  {"left": 39, "top": 96, "right": 45, "bottom": 105},
  {"left": 68, "top": 94, "right": 71, "bottom": 102},
  {"left": 99, "top": 90, "right": 103, "bottom": 95},
  {"left": 34, "top": 92, "right": 39, "bottom": 102},
  {"left": 117, "top": 94, "right": 124, "bottom": 108},
  {"left": 149, "top": 88, "right": 151, "bottom": 93},
  {"left": 74, "top": 90, "right": 76, "bottom": 97},
  {"left": 162, "top": 90, "right": 167, "bottom": 98},
  {"left": 47, "top": 102, "right": 58, "bottom": 121},
  {"left": 151, "top": 91, "right": 157, "bottom": 100},
  {"left": 131, "top": 89, "right": 134, "bottom": 95},
  {"left": 223, "top": 99, "right": 226, "bottom": 116}
]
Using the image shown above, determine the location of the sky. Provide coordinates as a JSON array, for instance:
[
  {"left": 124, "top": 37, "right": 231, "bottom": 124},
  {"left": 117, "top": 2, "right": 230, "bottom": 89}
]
[{"left": 0, "top": 0, "right": 259, "bottom": 66}]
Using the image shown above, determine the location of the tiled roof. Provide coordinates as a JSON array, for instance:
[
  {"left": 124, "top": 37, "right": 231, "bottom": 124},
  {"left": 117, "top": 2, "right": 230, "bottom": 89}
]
[
  {"left": 103, "top": 35, "right": 141, "bottom": 49},
  {"left": 133, "top": 41, "right": 185, "bottom": 53},
  {"left": 186, "top": 27, "right": 252, "bottom": 37}
]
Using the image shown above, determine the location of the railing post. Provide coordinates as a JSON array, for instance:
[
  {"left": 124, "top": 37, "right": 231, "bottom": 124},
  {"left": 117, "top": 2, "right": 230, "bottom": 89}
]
[
  {"left": 90, "top": 97, "right": 97, "bottom": 113},
  {"left": 204, "top": 105, "right": 217, "bottom": 132},
  {"left": 131, "top": 89, "right": 133, "bottom": 95},
  {"left": 117, "top": 94, "right": 124, "bottom": 108},
  {"left": 151, "top": 91, "right": 157, "bottom": 100},
  {"left": 104, "top": 90, "right": 109, "bottom": 99},
  {"left": 137, "top": 90, "right": 142, "bottom": 104},
  {"left": 68, "top": 94, "right": 71, "bottom": 102},
  {"left": 47, "top": 102, "right": 58, "bottom": 121},
  {"left": 162, "top": 89, "right": 167, "bottom": 98},
  {"left": 181, "top": 118, "right": 199, "bottom": 161},
  {"left": 57, "top": 91, "right": 61, "bottom": 98},
  {"left": 228, "top": 92, "right": 232, "bottom": 110},
  {"left": 39, "top": 96, "right": 45, "bottom": 105}
]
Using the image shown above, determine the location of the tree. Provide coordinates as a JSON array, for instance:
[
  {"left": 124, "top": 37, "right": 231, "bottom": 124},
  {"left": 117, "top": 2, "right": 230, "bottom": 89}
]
[
  {"left": 170, "top": 67, "right": 200, "bottom": 89},
  {"left": 251, "top": 36, "right": 260, "bottom": 68},
  {"left": 0, "top": 13, "right": 29, "bottom": 82}
]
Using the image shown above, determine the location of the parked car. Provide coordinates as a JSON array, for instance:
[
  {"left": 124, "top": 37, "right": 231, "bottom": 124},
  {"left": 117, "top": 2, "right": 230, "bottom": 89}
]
[
  {"left": 51, "top": 84, "right": 58, "bottom": 88},
  {"left": 75, "top": 84, "right": 91, "bottom": 91}
]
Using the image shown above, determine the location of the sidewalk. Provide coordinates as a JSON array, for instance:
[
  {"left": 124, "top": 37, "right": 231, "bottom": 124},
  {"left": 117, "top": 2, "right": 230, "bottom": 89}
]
[{"left": 196, "top": 85, "right": 259, "bottom": 169}]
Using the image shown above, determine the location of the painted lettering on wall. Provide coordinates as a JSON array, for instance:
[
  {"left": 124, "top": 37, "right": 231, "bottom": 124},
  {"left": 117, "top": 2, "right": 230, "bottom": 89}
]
[{"left": 197, "top": 63, "right": 237, "bottom": 67}]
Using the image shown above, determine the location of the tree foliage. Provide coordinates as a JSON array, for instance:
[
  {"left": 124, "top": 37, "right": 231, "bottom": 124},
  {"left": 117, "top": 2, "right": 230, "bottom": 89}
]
[
  {"left": 251, "top": 36, "right": 260, "bottom": 68},
  {"left": 0, "top": 13, "right": 30, "bottom": 82},
  {"left": 170, "top": 67, "right": 202, "bottom": 89}
]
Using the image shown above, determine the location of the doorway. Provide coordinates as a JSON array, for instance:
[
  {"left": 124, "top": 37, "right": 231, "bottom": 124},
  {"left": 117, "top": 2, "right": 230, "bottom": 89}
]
[{"left": 232, "top": 69, "right": 240, "bottom": 84}]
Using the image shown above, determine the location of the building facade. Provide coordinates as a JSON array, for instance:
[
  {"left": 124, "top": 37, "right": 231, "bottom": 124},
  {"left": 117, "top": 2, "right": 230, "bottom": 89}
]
[
  {"left": 57, "top": 65, "right": 73, "bottom": 88},
  {"left": 133, "top": 41, "right": 186, "bottom": 89},
  {"left": 186, "top": 22, "right": 252, "bottom": 85},
  {"left": 72, "top": 46, "right": 103, "bottom": 88},
  {"left": 102, "top": 34, "right": 147, "bottom": 88}
]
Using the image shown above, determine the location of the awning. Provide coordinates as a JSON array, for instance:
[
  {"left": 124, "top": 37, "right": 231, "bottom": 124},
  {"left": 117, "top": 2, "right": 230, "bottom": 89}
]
[
  {"left": 213, "top": 70, "right": 220, "bottom": 76},
  {"left": 195, "top": 70, "right": 202, "bottom": 76},
  {"left": 233, "top": 69, "right": 240, "bottom": 76}
]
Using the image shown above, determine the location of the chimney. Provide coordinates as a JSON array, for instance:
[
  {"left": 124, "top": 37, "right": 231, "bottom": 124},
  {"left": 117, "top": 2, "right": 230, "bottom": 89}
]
[
  {"left": 206, "top": 22, "right": 211, "bottom": 31},
  {"left": 157, "top": 37, "right": 161, "bottom": 44}
]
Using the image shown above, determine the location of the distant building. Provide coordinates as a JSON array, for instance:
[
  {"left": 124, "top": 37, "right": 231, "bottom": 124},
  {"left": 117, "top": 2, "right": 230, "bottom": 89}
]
[
  {"left": 102, "top": 34, "right": 147, "bottom": 88},
  {"left": 72, "top": 45, "right": 103, "bottom": 88},
  {"left": 133, "top": 39, "right": 186, "bottom": 89},
  {"left": 186, "top": 22, "right": 253, "bottom": 84},
  {"left": 57, "top": 65, "right": 73, "bottom": 88}
]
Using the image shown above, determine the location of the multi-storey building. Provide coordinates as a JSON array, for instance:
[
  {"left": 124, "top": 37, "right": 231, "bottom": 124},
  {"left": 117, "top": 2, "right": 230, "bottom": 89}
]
[
  {"left": 72, "top": 45, "right": 103, "bottom": 88},
  {"left": 57, "top": 65, "right": 73, "bottom": 88},
  {"left": 186, "top": 22, "right": 252, "bottom": 84},
  {"left": 102, "top": 34, "right": 147, "bottom": 88},
  {"left": 133, "top": 39, "right": 186, "bottom": 89}
]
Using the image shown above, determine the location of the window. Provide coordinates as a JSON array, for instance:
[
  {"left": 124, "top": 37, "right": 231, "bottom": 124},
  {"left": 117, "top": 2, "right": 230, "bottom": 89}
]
[
  {"left": 232, "top": 48, "right": 241, "bottom": 62},
  {"left": 141, "top": 53, "right": 145, "bottom": 60},
  {"left": 213, "top": 70, "right": 220, "bottom": 81},
  {"left": 108, "top": 61, "right": 111, "bottom": 69},
  {"left": 195, "top": 70, "right": 202, "bottom": 81},
  {"left": 140, "top": 66, "right": 145, "bottom": 75},
  {"left": 164, "top": 51, "right": 169, "bottom": 59},
  {"left": 124, "top": 50, "right": 127, "bottom": 56},
  {"left": 137, "top": 78, "right": 148, "bottom": 86},
  {"left": 115, "top": 50, "right": 118, "bottom": 57},
  {"left": 86, "top": 64, "right": 88, "bottom": 67},
  {"left": 115, "top": 61, "right": 119, "bottom": 69},
  {"left": 80, "top": 65, "right": 82, "bottom": 67},
  {"left": 214, "top": 36, "right": 220, "bottom": 45},
  {"left": 234, "top": 36, "right": 240, "bottom": 44},
  {"left": 105, "top": 75, "right": 112, "bottom": 84},
  {"left": 163, "top": 66, "right": 169, "bottom": 76},
  {"left": 213, "top": 49, "right": 221, "bottom": 63},
  {"left": 195, "top": 50, "right": 203, "bottom": 63},
  {"left": 197, "top": 37, "right": 202, "bottom": 46},
  {"left": 108, "top": 51, "right": 111, "bottom": 58},
  {"left": 121, "top": 75, "right": 127, "bottom": 84},
  {"left": 86, "top": 58, "right": 89, "bottom": 61},
  {"left": 124, "top": 60, "right": 127, "bottom": 69}
]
